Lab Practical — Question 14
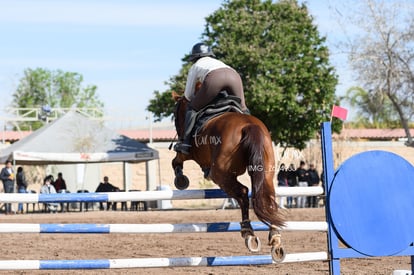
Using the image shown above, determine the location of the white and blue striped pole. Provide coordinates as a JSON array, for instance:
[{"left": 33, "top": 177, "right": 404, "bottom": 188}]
[
  {"left": 0, "top": 252, "right": 328, "bottom": 270},
  {"left": 0, "top": 187, "right": 323, "bottom": 203},
  {"left": 0, "top": 221, "right": 327, "bottom": 234}
]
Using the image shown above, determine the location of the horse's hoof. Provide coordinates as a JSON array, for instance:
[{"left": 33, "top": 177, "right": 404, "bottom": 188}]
[
  {"left": 271, "top": 246, "right": 286, "bottom": 263},
  {"left": 245, "top": 235, "right": 261, "bottom": 253},
  {"left": 174, "top": 175, "right": 189, "bottom": 190}
]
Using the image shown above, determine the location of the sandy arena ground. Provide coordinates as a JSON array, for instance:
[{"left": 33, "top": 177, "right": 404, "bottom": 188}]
[{"left": 0, "top": 206, "right": 412, "bottom": 275}]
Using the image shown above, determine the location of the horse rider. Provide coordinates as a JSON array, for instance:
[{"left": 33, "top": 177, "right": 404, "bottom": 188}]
[{"left": 174, "top": 42, "right": 249, "bottom": 155}]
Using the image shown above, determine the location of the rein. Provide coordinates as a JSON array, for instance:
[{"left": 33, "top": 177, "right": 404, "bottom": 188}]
[{"left": 168, "top": 133, "right": 178, "bottom": 150}]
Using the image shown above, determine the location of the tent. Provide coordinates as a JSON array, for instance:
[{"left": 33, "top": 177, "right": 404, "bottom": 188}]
[
  {"left": 0, "top": 111, "right": 159, "bottom": 192},
  {"left": 0, "top": 111, "right": 158, "bottom": 165}
]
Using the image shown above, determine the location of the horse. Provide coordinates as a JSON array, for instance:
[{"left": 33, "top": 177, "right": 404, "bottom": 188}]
[{"left": 171, "top": 91, "right": 285, "bottom": 262}]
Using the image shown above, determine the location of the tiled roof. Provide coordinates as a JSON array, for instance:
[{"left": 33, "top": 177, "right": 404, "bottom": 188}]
[
  {"left": 334, "top": 128, "right": 414, "bottom": 140},
  {"left": 118, "top": 129, "right": 176, "bottom": 141},
  {"left": 0, "top": 131, "right": 32, "bottom": 142},
  {"left": 121, "top": 128, "right": 414, "bottom": 141},
  {"left": 2, "top": 128, "right": 413, "bottom": 143}
]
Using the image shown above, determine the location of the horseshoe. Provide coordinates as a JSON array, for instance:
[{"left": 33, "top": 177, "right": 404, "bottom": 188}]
[
  {"left": 245, "top": 235, "right": 261, "bottom": 253},
  {"left": 174, "top": 175, "right": 190, "bottom": 190},
  {"left": 271, "top": 245, "right": 286, "bottom": 263}
]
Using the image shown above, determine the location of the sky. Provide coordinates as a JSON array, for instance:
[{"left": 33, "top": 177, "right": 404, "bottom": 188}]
[{"left": 0, "top": 0, "right": 353, "bottom": 130}]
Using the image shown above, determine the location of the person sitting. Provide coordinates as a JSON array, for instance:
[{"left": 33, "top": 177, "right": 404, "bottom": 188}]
[
  {"left": 53, "top": 172, "right": 69, "bottom": 212},
  {"left": 95, "top": 176, "right": 119, "bottom": 210},
  {"left": 174, "top": 42, "right": 249, "bottom": 155},
  {"left": 53, "top": 172, "right": 67, "bottom": 192},
  {"left": 40, "top": 175, "right": 59, "bottom": 213}
]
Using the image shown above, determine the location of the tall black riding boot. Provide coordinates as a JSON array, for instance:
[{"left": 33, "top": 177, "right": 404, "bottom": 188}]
[{"left": 174, "top": 107, "right": 198, "bottom": 155}]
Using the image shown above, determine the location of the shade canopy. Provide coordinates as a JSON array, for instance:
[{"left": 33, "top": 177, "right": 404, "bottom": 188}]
[{"left": 0, "top": 111, "right": 158, "bottom": 165}]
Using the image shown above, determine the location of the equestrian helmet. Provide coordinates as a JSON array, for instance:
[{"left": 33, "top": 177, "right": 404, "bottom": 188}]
[{"left": 188, "top": 42, "right": 215, "bottom": 62}]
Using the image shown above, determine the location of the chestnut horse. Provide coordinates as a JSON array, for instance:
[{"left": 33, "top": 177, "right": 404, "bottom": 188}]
[{"left": 171, "top": 92, "right": 285, "bottom": 262}]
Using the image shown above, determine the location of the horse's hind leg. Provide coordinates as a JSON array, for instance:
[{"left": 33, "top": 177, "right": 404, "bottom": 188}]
[
  {"left": 269, "top": 225, "right": 284, "bottom": 262},
  {"left": 215, "top": 176, "right": 261, "bottom": 252}
]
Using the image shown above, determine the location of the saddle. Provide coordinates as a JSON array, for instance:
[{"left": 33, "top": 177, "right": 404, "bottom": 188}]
[{"left": 193, "top": 91, "right": 244, "bottom": 135}]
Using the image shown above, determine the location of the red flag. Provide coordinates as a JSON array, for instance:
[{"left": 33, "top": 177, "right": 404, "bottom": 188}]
[{"left": 331, "top": 105, "right": 348, "bottom": 121}]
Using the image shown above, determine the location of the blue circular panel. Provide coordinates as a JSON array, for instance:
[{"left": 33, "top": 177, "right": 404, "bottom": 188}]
[{"left": 329, "top": 150, "right": 414, "bottom": 256}]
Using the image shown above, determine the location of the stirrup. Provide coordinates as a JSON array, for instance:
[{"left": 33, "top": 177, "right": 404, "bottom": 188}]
[{"left": 174, "top": 143, "right": 191, "bottom": 155}]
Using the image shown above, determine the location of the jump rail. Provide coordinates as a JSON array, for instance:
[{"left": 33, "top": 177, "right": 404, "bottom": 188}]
[
  {"left": 0, "top": 221, "right": 328, "bottom": 234},
  {"left": 0, "top": 252, "right": 328, "bottom": 270},
  {"left": 0, "top": 186, "right": 323, "bottom": 203}
]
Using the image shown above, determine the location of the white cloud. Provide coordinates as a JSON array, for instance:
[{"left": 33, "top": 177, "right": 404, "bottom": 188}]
[{"left": 0, "top": 1, "right": 219, "bottom": 27}]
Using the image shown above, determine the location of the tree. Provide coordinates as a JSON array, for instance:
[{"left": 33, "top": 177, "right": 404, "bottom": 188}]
[
  {"left": 343, "top": 0, "right": 414, "bottom": 145},
  {"left": 12, "top": 68, "right": 103, "bottom": 130},
  {"left": 147, "top": 0, "right": 339, "bottom": 149},
  {"left": 147, "top": 64, "right": 191, "bottom": 122},
  {"left": 344, "top": 86, "right": 400, "bottom": 128}
]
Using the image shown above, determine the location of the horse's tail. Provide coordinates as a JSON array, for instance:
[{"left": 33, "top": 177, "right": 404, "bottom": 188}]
[{"left": 242, "top": 124, "right": 285, "bottom": 228}]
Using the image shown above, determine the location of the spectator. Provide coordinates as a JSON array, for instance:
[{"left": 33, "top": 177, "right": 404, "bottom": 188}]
[
  {"left": 53, "top": 172, "right": 69, "bottom": 212},
  {"left": 53, "top": 172, "right": 67, "bottom": 192},
  {"left": 286, "top": 163, "right": 298, "bottom": 208},
  {"left": 277, "top": 163, "right": 288, "bottom": 209},
  {"left": 40, "top": 175, "right": 59, "bottom": 213},
  {"left": 320, "top": 170, "right": 326, "bottom": 207},
  {"left": 296, "top": 161, "right": 309, "bottom": 208},
  {"left": 0, "top": 160, "right": 15, "bottom": 215},
  {"left": 307, "top": 164, "right": 320, "bottom": 208},
  {"left": 16, "top": 166, "right": 28, "bottom": 214},
  {"left": 96, "top": 176, "right": 119, "bottom": 210}
]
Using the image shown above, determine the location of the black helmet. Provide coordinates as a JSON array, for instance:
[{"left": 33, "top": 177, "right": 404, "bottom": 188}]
[{"left": 188, "top": 42, "right": 215, "bottom": 62}]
